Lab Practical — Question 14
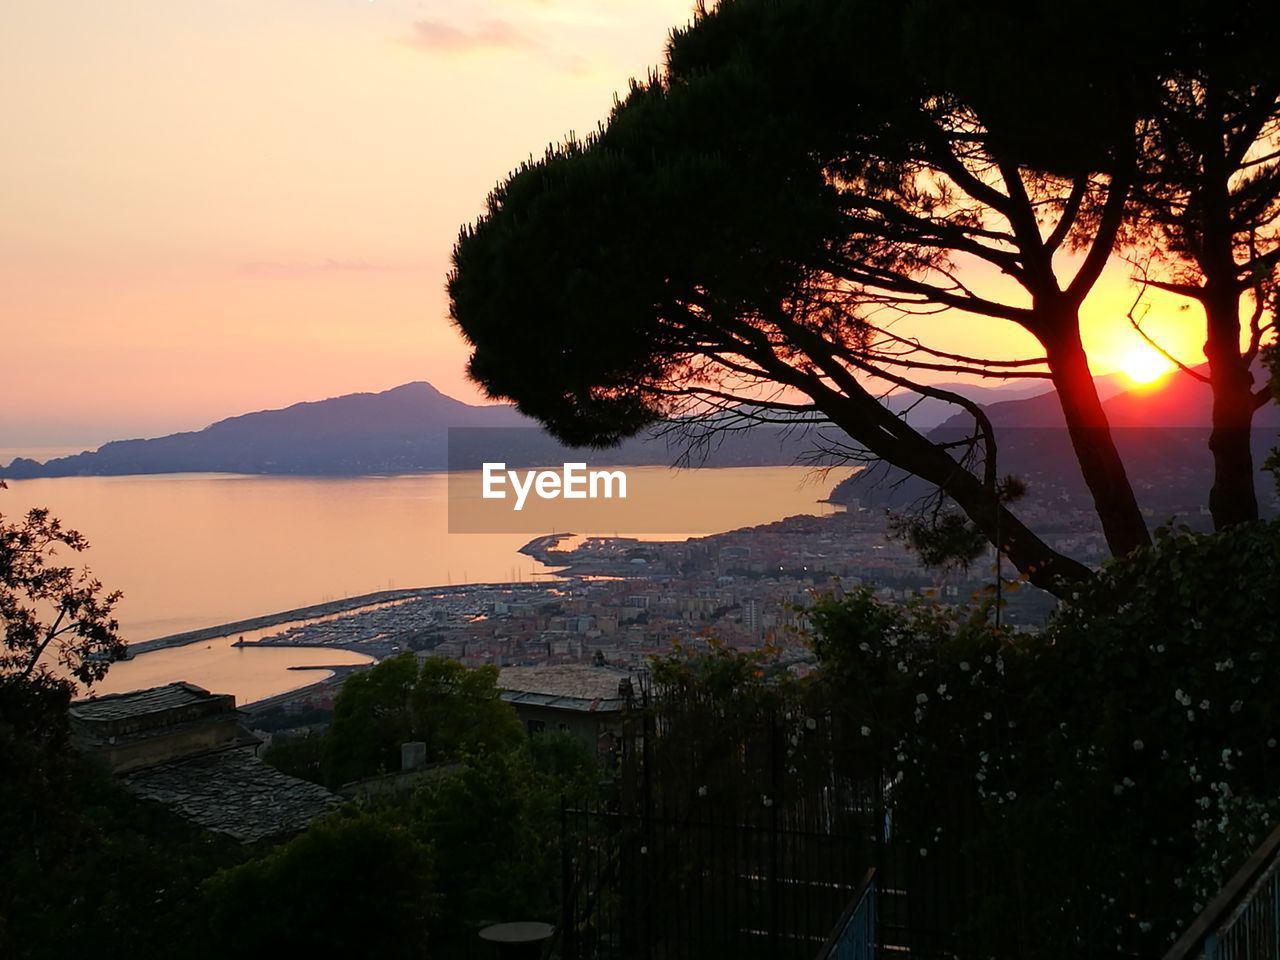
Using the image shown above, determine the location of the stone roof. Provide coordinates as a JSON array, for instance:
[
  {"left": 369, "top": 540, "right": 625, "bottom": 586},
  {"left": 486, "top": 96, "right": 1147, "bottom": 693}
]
[
  {"left": 498, "top": 664, "right": 635, "bottom": 713},
  {"left": 73, "top": 681, "right": 340, "bottom": 843},
  {"left": 70, "top": 682, "right": 214, "bottom": 721},
  {"left": 70, "top": 682, "right": 238, "bottom": 745},
  {"left": 123, "top": 748, "right": 341, "bottom": 844}
]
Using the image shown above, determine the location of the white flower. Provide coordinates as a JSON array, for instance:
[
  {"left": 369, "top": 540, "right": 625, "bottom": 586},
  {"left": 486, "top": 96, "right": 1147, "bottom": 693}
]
[
  {"left": 1230, "top": 700, "right": 1243, "bottom": 714},
  {"left": 1174, "top": 688, "right": 1191, "bottom": 706},
  {"left": 959, "top": 661, "right": 971, "bottom": 672},
  {"left": 916, "top": 693, "right": 929, "bottom": 705},
  {"left": 860, "top": 725, "right": 871, "bottom": 737},
  {"left": 983, "top": 711, "right": 992, "bottom": 721},
  {"left": 1132, "top": 739, "right": 1144, "bottom": 751},
  {"left": 919, "top": 847, "right": 929, "bottom": 858},
  {"left": 937, "top": 683, "right": 948, "bottom": 696},
  {"left": 805, "top": 717, "right": 816, "bottom": 730}
]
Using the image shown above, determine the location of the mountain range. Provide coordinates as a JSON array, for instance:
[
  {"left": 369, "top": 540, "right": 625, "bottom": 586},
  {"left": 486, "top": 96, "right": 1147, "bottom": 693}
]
[
  {"left": 833, "top": 364, "right": 1280, "bottom": 518},
  {"left": 0, "top": 382, "right": 826, "bottom": 478},
  {"left": 5, "top": 375, "right": 1275, "bottom": 514}
]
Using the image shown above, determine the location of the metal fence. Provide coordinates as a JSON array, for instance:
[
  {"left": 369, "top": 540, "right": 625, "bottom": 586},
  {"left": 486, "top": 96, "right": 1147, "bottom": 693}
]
[
  {"left": 815, "top": 869, "right": 876, "bottom": 960},
  {"left": 559, "top": 800, "right": 875, "bottom": 960},
  {"left": 1165, "top": 823, "right": 1280, "bottom": 960},
  {"left": 552, "top": 669, "right": 983, "bottom": 960}
]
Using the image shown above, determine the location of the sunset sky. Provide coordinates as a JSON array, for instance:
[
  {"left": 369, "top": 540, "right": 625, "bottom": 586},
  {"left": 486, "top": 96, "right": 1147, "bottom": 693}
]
[{"left": 2, "top": 0, "right": 1206, "bottom": 452}]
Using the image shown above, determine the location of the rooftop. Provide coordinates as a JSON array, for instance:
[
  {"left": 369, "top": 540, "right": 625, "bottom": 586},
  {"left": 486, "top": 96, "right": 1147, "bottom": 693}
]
[
  {"left": 70, "top": 681, "right": 224, "bottom": 723},
  {"left": 123, "top": 749, "right": 341, "bottom": 844},
  {"left": 498, "top": 664, "right": 635, "bottom": 713},
  {"left": 71, "top": 681, "right": 340, "bottom": 843}
]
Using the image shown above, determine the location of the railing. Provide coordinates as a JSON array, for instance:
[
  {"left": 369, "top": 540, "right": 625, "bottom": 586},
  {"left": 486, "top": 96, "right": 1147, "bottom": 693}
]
[
  {"left": 559, "top": 801, "right": 877, "bottom": 960},
  {"left": 816, "top": 869, "right": 876, "bottom": 960},
  {"left": 1165, "top": 822, "right": 1280, "bottom": 960}
]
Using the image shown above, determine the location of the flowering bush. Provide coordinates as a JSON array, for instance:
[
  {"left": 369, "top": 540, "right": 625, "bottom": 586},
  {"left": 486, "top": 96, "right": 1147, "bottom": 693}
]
[{"left": 809, "top": 520, "right": 1280, "bottom": 956}]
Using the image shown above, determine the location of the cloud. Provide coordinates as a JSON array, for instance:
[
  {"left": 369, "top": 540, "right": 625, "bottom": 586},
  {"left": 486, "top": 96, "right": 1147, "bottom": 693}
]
[
  {"left": 409, "top": 18, "right": 537, "bottom": 54},
  {"left": 239, "top": 259, "right": 412, "bottom": 275}
]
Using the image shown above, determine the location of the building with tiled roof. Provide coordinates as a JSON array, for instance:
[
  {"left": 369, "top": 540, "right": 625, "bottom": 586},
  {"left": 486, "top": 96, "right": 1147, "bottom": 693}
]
[
  {"left": 497, "top": 663, "right": 636, "bottom": 748},
  {"left": 71, "top": 682, "right": 340, "bottom": 844}
]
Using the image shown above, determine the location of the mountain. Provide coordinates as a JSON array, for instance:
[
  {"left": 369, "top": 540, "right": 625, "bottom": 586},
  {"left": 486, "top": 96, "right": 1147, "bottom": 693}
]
[
  {"left": 0, "top": 383, "right": 530, "bottom": 478},
  {"left": 832, "top": 365, "right": 1280, "bottom": 518},
  {"left": 0, "top": 382, "right": 833, "bottom": 478},
  {"left": 880, "top": 374, "right": 1129, "bottom": 430},
  {"left": 934, "top": 364, "right": 1280, "bottom": 431}
]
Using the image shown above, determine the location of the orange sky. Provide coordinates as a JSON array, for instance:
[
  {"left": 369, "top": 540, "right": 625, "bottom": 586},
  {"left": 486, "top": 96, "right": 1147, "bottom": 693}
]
[{"left": 0, "top": 1, "right": 1207, "bottom": 450}]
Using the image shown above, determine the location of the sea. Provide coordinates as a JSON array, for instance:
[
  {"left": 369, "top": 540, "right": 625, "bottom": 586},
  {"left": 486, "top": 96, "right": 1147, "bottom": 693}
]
[{"left": 1, "top": 465, "right": 852, "bottom": 703}]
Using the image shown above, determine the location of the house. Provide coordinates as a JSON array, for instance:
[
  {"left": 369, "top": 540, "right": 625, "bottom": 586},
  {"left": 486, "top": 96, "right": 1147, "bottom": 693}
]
[
  {"left": 497, "top": 663, "right": 635, "bottom": 753},
  {"left": 70, "top": 682, "right": 341, "bottom": 844}
]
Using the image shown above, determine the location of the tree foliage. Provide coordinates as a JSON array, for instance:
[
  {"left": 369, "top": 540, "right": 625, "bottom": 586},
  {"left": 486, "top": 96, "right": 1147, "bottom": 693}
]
[
  {"left": 323, "top": 653, "right": 523, "bottom": 785},
  {"left": 449, "top": 0, "right": 1280, "bottom": 597},
  {"left": 810, "top": 520, "right": 1280, "bottom": 955},
  {"left": 1, "top": 735, "right": 240, "bottom": 960},
  {"left": 201, "top": 810, "right": 434, "bottom": 960},
  {"left": 411, "top": 739, "right": 596, "bottom": 939},
  {"left": 1, "top": 482, "right": 123, "bottom": 689}
]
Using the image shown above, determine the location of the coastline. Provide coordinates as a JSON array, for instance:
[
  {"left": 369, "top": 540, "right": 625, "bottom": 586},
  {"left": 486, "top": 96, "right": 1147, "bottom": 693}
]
[
  {"left": 238, "top": 663, "right": 370, "bottom": 715},
  {"left": 126, "top": 580, "right": 552, "bottom": 656}
]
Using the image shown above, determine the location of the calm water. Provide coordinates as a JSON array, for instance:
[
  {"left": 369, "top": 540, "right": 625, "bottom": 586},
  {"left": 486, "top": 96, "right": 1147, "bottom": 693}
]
[
  {"left": 3, "top": 467, "right": 850, "bottom": 702},
  {"left": 94, "top": 636, "right": 375, "bottom": 705}
]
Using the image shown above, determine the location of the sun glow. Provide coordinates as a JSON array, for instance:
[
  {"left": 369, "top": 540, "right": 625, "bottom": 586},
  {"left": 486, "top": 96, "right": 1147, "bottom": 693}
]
[{"left": 1119, "top": 345, "right": 1176, "bottom": 386}]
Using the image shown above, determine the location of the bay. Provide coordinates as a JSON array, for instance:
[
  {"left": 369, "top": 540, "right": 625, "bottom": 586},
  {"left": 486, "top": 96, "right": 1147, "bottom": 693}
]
[{"left": 2, "top": 466, "right": 851, "bottom": 702}]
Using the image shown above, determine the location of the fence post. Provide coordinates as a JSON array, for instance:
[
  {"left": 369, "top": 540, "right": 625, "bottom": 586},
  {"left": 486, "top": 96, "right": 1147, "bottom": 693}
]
[
  {"left": 770, "top": 706, "right": 781, "bottom": 959},
  {"left": 641, "top": 685, "right": 653, "bottom": 960},
  {"left": 559, "top": 794, "right": 576, "bottom": 960}
]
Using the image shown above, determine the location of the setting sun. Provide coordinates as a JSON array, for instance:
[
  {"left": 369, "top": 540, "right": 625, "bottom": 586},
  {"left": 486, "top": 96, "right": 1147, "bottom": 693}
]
[{"left": 1118, "top": 345, "right": 1175, "bottom": 386}]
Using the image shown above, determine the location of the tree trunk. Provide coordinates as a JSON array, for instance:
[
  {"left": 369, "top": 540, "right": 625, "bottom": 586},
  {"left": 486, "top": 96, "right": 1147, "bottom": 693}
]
[
  {"left": 1043, "top": 321, "right": 1152, "bottom": 557},
  {"left": 821, "top": 391, "right": 1093, "bottom": 597},
  {"left": 757, "top": 321, "right": 1095, "bottom": 596},
  {"left": 1203, "top": 285, "right": 1259, "bottom": 527}
]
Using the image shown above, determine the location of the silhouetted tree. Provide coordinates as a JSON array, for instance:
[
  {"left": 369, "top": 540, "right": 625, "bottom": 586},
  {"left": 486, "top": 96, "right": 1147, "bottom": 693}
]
[
  {"left": 448, "top": 0, "right": 1280, "bottom": 595},
  {"left": 1125, "top": 0, "right": 1280, "bottom": 526},
  {"left": 1, "top": 481, "right": 124, "bottom": 688}
]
